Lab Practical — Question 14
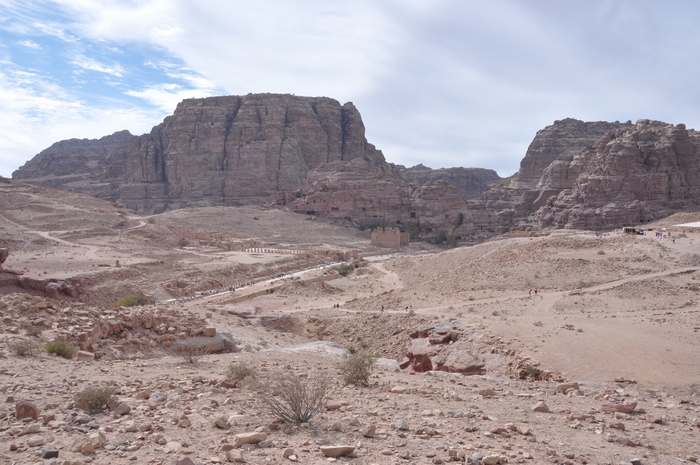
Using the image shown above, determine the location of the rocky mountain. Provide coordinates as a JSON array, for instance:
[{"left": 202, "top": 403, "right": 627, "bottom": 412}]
[
  {"left": 467, "top": 118, "right": 700, "bottom": 234},
  {"left": 13, "top": 94, "right": 700, "bottom": 237},
  {"left": 12, "top": 94, "right": 388, "bottom": 212},
  {"left": 403, "top": 164, "right": 500, "bottom": 200},
  {"left": 531, "top": 120, "right": 700, "bottom": 230},
  {"left": 11, "top": 130, "right": 136, "bottom": 198},
  {"left": 12, "top": 94, "right": 490, "bottom": 229}
]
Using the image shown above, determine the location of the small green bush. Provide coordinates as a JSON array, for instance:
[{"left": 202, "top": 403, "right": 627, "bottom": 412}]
[
  {"left": 10, "top": 339, "right": 41, "bottom": 357},
  {"left": 341, "top": 354, "right": 376, "bottom": 386},
  {"left": 45, "top": 340, "right": 77, "bottom": 359},
  {"left": 74, "top": 386, "right": 117, "bottom": 412},
  {"left": 338, "top": 264, "right": 354, "bottom": 277},
  {"left": 524, "top": 365, "right": 542, "bottom": 380},
  {"left": 111, "top": 294, "right": 147, "bottom": 308},
  {"left": 226, "top": 362, "right": 257, "bottom": 387}
]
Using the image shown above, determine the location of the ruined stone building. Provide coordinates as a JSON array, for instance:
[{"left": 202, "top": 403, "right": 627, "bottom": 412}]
[{"left": 371, "top": 227, "right": 409, "bottom": 248}]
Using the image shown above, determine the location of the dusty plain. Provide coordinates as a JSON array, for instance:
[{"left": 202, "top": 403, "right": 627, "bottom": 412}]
[{"left": 1, "top": 180, "right": 700, "bottom": 465}]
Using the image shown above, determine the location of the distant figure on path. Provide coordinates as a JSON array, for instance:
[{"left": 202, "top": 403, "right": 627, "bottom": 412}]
[
  {"left": 528, "top": 288, "right": 532, "bottom": 295},
  {"left": 534, "top": 288, "right": 538, "bottom": 295},
  {"left": 381, "top": 305, "right": 384, "bottom": 313}
]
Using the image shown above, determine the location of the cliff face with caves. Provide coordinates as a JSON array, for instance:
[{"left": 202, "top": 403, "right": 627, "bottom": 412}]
[{"left": 12, "top": 94, "right": 700, "bottom": 239}]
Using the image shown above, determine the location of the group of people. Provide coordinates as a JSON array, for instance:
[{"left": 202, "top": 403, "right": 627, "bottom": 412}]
[
  {"left": 528, "top": 288, "right": 539, "bottom": 295},
  {"left": 379, "top": 304, "right": 412, "bottom": 312}
]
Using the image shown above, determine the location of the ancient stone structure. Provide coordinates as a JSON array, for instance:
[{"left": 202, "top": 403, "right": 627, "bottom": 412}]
[{"left": 371, "top": 227, "right": 409, "bottom": 248}]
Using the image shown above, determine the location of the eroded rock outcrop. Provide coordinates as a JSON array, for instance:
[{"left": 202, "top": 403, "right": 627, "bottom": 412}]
[
  {"left": 464, "top": 118, "right": 700, "bottom": 232},
  {"left": 404, "top": 165, "right": 500, "bottom": 200},
  {"left": 12, "top": 130, "right": 136, "bottom": 198},
  {"left": 532, "top": 120, "right": 700, "bottom": 229},
  {"left": 14, "top": 99, "right": 700, "bottom": 235},
  {"left": 118, "top": 94, "right": 386, "bottom": 213}
]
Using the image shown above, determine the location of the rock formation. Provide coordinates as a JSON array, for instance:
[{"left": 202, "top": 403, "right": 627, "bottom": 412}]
[
  {"left": 0, "top": 248, "right": 8, "bottom": 271},
  {"left": 12, "top": 94, "right": 498, "bottom": 227},
  {"left": 403, "top": 164, "right": 500, "bottom": 200},
  {"left": 11, "top": 130, "right": 136, "bottom": 198},
  {"left": 473, "top": 118, "right": 700, "bottom": 232},
  {"left": 116, "top": 94, "right": 387, "bottom": 213},
  {"left": 13, "top": 94, "right": 700, "bottom": 235}
]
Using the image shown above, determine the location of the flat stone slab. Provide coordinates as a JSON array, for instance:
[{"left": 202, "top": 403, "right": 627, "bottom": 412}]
[{"left": 320, "top": 445, "right": 355, "bottom": 457}]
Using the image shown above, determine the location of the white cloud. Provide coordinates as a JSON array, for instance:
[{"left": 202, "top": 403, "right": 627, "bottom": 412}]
[
  {"left": 17, "top": 39, "right": 41, "bottom": 48},
  {"left": 0, "top": 65, "right": 164, "bottom": 177},
  {"left": 4, "top": 0, "right": 700, "bottom": 180},
  {"left": 71, "top": 54, "right": 124, "bottom": 77}
]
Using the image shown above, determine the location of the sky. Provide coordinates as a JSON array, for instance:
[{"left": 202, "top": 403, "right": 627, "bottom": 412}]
[{"left": 2, "top": 1, "right": 700, "bottom": 179}]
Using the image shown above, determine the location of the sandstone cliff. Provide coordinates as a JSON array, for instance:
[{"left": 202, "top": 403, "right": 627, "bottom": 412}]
[
  {"left": 117, "top": 94, "right": 386, "bottom": 212},
  {"left": 467, "top": 118, "right": 700, "bottom": 233},
  {"left": 403, "top": 165, "right": 500, "bottom": 201},
  {"left": 13, "top": 96, "right": 700, "bottom": 237},
  {"left": 531, "top": 120, "right": 700, "bottom": 230},
  {"left": 12, "top": 130, "right": 136, "bottom": 198},
  {"left": 12, "top": 94, "right": 388, "bottom": 213}
]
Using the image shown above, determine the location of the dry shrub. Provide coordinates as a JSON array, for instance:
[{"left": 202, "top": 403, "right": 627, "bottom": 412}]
[
  {"left": 171, "top": 343, "right": 210, "bottom": 365},
  {"left": 226, "top": 362, "right": 257, "bottom": 387},
  {"left": 10, "top": 339, "right": 41, "bottom": 357},
  {"left": 341, "top": 354, "right": 376, "bottom": 386},
  {"left": 74, "top": 386, "right": 117, "bottom": 412},
  {"left": 45, "top": 340, "right": 77, "bottom": 359},
  {"left": 25, "top": 326, "right": 43, "bottom": 337},
  {"left": 259, "top": 374, "right": 329, "bottom": 424}
]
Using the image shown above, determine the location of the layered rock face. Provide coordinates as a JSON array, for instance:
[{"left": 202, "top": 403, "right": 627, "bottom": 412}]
[
  {"left": 117, "top": 94, "right": 386, "bottom": 212},
  {"left": 12, "top": 94, "right": 387, "bottom": 213},
  {"left": 478, "top": 119, "right": 633, "bottom": 227},
  {"left": 532, "top": 120, "right": 700, "bottom": 229},
  {"left": 14, "top": 95, "right": 700, "bottom": 235},
  {"left": 275, "top": 159, "right": 475, "bottom": 231},
  {"left": 12, "top": 130, "right": 136, "bottom": 198},
  {"left": 404, "top": 165, "right": 500, "bottom": 201},
  {"left": 469, "top": 118, "right": 700, "bottom": 232}
]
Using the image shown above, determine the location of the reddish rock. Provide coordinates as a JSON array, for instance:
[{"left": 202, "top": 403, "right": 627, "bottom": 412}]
[
  {"left": 15, "top": 401, "right": 39, "bottom": 421},
  {"left": 601, "top": 402, "right": 637, "bottom": 414}
]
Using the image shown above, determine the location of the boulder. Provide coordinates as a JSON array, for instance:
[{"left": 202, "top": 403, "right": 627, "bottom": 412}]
[{"left": 320, "top": 445, "right": 355, "bottom": 457}]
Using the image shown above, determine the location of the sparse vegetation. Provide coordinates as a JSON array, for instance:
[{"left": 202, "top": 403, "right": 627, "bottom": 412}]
[
  {"left": 338, "top": 264, "right": 354, "bottom": 276},
  {"left": 405, "top": 220, "right": 419, "bottom": 240},
  {"left": 171, "top": 343, "right": 210, "bottom": 365},
  {"left": 226, "top": 362, "right": 257, "bottom": 387},
  {"left": 259, "top": 374, "right": 329, "bottom": 424},
  {"left": 524, "top": 365, "right": 543, "bottom": 380},
  {"left": 45, "top": 340, "right": 77, "bottom": 359},
  {"left": 341, "top": 354, "right": 376, "bottom": 386},
  {"left": 111, "top": 294, "right": 147, "bottom": 308},
  {"left": 74, "top": 386, "right": 117, "bottom": 412},
  {"left": 533, "top": 320, "right": 544, "bottom": 327},
  {"left": 10, "top": 339, "right": 41, "bottom": 357},
  {"left": 25, "top": 325, "right": 43, "bottom": 337}
]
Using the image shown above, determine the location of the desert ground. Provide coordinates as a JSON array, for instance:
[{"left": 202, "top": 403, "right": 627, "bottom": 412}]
[{"left": 1, "top": 179, "right": 700, "bottom": 465}]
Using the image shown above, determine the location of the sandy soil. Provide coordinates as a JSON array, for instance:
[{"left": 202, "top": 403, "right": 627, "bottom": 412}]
[{"left": 1, "top": 180, "right": 700, "bottom": 464}]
